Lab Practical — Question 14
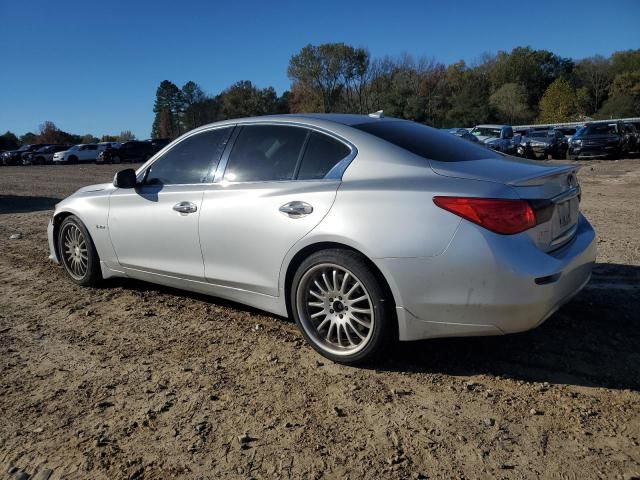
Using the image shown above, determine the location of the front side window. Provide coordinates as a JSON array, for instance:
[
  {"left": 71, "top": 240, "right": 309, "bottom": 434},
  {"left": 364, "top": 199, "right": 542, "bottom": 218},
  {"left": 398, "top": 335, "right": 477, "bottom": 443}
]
[
  {"left": 297, "top": 132, "right": 351, "bottom": 180},
  {"left": 224, "top": 125, "right": 307, "bottom": 182},
  {"left": 145, "top": 127, "right": 233, "bottom": 185}
]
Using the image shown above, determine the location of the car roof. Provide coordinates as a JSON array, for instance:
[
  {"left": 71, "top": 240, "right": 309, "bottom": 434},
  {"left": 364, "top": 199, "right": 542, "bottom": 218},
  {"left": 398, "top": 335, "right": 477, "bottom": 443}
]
[{"left": 473, "top": 124, "right": 510, "bottom": 129}]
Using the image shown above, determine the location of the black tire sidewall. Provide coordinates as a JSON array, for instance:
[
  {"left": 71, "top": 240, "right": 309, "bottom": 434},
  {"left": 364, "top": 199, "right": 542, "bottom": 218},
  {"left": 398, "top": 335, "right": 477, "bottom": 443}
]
[
  {"left": 291, "top": 249, "right": 394, "bottom": 365},
  {"left": 58, "top": 215, "right": 101, "bottom": 286}
]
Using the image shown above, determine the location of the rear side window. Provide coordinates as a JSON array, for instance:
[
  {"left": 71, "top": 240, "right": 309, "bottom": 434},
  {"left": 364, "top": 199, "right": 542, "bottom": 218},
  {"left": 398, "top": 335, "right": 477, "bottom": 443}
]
[
  {"left": 145, "top": 127, "right": 232, "bottom": 185},
  {"left": 224, "top": 125, "right": 307, "bottom": 182},
  {"left": 297, "top": 132, "right": 350, "bottom": 180},
  {"left": 354, "top": 120, "right": 500, "bottom": 161}
]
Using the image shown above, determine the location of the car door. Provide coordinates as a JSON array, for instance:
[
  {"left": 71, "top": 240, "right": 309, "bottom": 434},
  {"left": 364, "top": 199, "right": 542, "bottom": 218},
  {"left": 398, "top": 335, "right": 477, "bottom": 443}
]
[
  {"left": 199, "top": 124, "right": 354, "bottom": 297},
  {"left": 108, "top": 126, "right": 234, "bottom": 280}
]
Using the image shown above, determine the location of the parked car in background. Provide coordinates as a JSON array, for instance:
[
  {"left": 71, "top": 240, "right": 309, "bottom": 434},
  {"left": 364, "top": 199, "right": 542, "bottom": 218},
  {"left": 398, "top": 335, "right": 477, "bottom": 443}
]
[
  {"left": 146, "top": 138, "right": 171, "bottom": 154},
  {"left": 447, "top": 128, "right": 479, "bottom": 143},
  {"left": 1, "top": 144, "right": 50, "bottom": 166},
  {"left": 470, "top": 124, "right": 515, "bottom": 153},
  {"left": 96, "top": 140, "right": 154, "bottom": 164},
  {"left": 23, "top": 144, "right": 71, "bottom": 165},
  {"left": 53, "top": 144, "right": 108, "bottom": 164},
  {"left": 47, "top": 113, "right": 595, "bottom": 364},
  {"left": 515, "top": 129, "right": 566, "bottom": 159},
  {"left": 567, "top": 122, "right": 625, "bottom": 160},
  {"left": 621, "top": 122, "right": 639, "bottom": 154}
]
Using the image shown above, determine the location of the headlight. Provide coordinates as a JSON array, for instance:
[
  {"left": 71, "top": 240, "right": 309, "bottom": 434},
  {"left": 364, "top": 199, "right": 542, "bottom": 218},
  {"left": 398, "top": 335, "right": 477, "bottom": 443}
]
[{"left": 572, "top": 139, "right": 582, "bottom": 146}]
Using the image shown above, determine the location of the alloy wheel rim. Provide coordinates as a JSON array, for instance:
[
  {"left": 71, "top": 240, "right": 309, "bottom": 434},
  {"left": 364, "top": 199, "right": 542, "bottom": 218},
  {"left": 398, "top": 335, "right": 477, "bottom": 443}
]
[
  {"left": 61, "top": 224, "right": 88, "bottom": 280},
  {"left": 297, "top": 263, "right": 374, "bottom": 356}
]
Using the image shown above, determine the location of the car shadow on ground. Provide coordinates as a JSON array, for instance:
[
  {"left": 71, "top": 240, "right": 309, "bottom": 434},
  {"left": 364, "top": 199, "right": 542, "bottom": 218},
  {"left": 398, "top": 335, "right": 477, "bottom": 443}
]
[
  {"left": 381, "top": 263, "right": 640, "bottom": 391},
  {"left": 107, "top": 263, "right": 639, "bottom": 391},
  {"left": 0, "top": 195, "right": 60, "bottom": 214}
]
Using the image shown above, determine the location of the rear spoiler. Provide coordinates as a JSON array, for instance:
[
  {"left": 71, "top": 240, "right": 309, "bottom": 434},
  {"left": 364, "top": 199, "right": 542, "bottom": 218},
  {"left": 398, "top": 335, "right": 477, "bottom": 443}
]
[{"left": 507, "top": 163, "right": 580, "bottom": 187}]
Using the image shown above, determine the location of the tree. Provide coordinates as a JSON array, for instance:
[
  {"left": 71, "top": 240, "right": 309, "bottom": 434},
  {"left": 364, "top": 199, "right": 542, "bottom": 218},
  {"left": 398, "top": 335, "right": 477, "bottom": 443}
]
[
  {"left": 118, "top": 130, "right": 136, "bottom": 141},
  {"left": 151, "top": 80, "right": 183, "bottom": 139},
  {"left": 445, "top": 61, "right": 492, "bottom": 127},
  {"left": 489, "top": 83, "right": 531, "bottom": 124},
  {"left": 489, "top": 47, "right": 574, "bottom": 112},
  {"left": 596, "top": 94, "right": 637, "bottom": 119},
  {"left": 574, "top": 56, "right": 612, "bottom": 114},
  {"left": 80, "top": 134, "right": 99, "bottom": 144},
  {"left": 181, "top": 81, "right": 208, "bottom": 131},
  {"left": 288, "top": 43, "right": 370, "bottom": 113},
  {"left": 101, "top": 135, "right": 119, "bottom": 142},
  {"left": 610, "top": 49, "right": 640, "bottom": 76},
  {"left": 537, "top": 78, "right": 578, "bottom": 123},
  {"left": 0, "top": 131, "right": 20, "bottom": 150},
  {"left": 20, "top": 132, "right": 37, "bottom": 144}
]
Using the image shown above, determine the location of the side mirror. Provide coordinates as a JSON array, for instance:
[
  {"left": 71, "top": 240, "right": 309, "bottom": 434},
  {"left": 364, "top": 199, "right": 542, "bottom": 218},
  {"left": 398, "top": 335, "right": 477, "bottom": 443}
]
[{"left": 113, "top": 169, "right": 137, "bottom": 189}]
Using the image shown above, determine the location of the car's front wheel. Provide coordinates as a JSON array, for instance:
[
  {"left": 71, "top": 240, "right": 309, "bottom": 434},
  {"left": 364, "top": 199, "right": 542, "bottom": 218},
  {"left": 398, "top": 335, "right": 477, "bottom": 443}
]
[
  {"left": 291, "top": 249, "right": 394, "bottom": 364},
  {"left": 58, "top": 215, "right": 102, "bottom": 286}
]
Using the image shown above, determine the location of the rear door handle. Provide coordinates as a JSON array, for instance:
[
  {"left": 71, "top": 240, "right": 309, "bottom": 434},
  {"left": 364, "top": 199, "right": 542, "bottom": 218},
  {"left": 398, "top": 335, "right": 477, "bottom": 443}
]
[
  {"left": 173, "top": 201, "right": 198, "bottom": 214},
  {"left": 279, "top": 201, "right": 313, "bottom": 218}
]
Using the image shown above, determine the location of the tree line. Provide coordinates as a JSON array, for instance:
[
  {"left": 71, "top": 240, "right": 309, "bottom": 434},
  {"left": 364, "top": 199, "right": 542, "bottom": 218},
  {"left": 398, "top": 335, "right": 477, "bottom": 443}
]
[
  {"left": 151, "top": 44, "right": 640, "bottom": 139},
  {"left": 0, "top": 120, "right": 136, "bottom": 151},
  {"left": 3, "top": 44, "right": 638, "bottom": 150}
]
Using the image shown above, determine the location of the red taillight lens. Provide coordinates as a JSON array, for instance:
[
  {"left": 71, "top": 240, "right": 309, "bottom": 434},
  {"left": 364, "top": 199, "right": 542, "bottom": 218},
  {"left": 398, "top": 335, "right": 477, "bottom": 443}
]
[{"left": 433, "top": 196, "right": 536, "bottom": 235}]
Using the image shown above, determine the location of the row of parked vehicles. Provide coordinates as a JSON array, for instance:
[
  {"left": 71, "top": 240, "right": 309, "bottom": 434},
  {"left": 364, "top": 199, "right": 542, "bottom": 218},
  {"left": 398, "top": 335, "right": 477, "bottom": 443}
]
[
  {"left": 0, "top": 139, "right": 171, "bottom": 166},
  {"left": 448, "top": 119, "right": 640, "bottom": 160}
]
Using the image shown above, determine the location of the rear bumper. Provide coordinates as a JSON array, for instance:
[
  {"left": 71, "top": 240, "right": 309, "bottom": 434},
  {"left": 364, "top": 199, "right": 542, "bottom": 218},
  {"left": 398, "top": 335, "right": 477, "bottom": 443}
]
[{"left": 377, "top": 214, "right": 596, "bottom": 341}]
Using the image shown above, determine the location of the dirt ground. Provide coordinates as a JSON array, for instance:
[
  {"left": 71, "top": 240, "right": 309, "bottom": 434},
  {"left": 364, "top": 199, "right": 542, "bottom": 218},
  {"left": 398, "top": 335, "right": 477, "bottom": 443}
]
[{"left": 0, "top": 161, "right": 639, "bottom": 480}]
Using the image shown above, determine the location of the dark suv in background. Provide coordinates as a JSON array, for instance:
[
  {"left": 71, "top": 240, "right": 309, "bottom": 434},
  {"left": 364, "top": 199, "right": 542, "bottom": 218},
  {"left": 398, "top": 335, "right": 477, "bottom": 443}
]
[
  {"left": 515, "top": 128, "right": 566, "bottom": 159},
  {"left": 567, "top": 122, "right": 625, "bottom": 160},
  {"left": 96, "top": 140, "right": 154, "bottom": 164},
  {"left": 1, "top": 144, "right": 50, "bottom": 165},
  {"left": 23, "top": 144, "right": 71, "bottom": 165}
]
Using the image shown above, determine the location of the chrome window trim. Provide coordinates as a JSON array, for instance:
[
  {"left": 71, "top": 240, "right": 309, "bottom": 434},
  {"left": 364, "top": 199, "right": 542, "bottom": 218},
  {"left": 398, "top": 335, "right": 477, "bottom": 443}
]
[
  {"left": 134, "top": 120, "right": 357, "bottom": 187},
  {"left": 217, "top": 121, "right": 358, "bottom": 185},
  {"left": 135, "top": 124, "right": 237, "bottom": 184}
]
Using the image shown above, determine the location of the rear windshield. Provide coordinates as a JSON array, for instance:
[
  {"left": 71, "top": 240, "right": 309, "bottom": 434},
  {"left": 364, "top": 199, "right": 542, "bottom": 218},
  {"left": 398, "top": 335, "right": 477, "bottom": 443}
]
[{"left": 353, "top": 120, "right": 500, "bottom": 161}]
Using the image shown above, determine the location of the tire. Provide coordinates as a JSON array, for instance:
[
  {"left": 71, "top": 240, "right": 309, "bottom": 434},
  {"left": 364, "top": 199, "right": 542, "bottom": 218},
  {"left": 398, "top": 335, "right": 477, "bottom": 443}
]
[
  {"left": 68, "top": 155, "right": 78, "bottom": 164},
  {"left": 291, "top": 249, "right": 394, "bottom": 365},
  {"left": 57, "top": 215, "right": 102, "bottom": 287}
]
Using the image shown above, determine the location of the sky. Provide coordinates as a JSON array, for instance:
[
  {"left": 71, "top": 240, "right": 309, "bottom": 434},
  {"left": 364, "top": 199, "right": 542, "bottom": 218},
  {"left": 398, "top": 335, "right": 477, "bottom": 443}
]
[{"left": 1, "top": 0, "right": 638, "bottom": 140}]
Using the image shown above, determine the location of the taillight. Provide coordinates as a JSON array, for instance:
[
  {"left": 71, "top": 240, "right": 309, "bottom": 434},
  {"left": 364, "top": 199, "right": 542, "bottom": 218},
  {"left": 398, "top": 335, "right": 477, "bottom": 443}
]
[{"left": 433, "top": 196, "right": 536, "bottom": 235}]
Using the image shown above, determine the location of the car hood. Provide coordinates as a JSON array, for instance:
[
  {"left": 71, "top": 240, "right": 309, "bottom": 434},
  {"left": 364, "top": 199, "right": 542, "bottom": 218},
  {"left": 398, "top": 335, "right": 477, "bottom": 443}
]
[{"left": 475, "top": 135, "right": 499, "bottom": 143}]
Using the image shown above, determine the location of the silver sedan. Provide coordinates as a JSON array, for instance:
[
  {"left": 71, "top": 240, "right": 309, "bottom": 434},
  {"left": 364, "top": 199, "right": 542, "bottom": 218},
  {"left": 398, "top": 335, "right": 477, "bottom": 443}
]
[{"left": 48, "top": 114, "right": 596, "bottom": 364}]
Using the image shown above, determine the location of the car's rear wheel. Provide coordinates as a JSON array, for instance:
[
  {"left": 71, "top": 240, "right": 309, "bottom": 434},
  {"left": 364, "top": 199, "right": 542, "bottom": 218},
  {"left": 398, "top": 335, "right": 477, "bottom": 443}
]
[
  {"left": 58, "top": 216, "right": 102, "bottom": 286},
  {"left": 291, "top": 249, "right": 394, "bottom": 364}
]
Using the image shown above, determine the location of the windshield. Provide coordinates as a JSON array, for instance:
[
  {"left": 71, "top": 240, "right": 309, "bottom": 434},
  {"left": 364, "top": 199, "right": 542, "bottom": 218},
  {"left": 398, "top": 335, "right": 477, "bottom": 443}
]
[
  {"left": 353, "top": 120, "right": 501, "bottom": 162},
  {"left": 471, "top": 127, "right": 501, "bottom": 138},
  {"left": 528, "top": 131, "right": 551, "bottom": 138},
  {"left": 583, "top": 124, "right": 618, "bottom": 135}
]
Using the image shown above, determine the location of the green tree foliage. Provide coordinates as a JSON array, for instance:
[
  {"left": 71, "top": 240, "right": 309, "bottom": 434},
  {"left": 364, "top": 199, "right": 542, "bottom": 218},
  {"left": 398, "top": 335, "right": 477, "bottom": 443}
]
[
  {"left": 288, "top": 43, "right": 370, "bottom": 113},
  {"left": 0, "top": 131, "right": 20, "bottom": 150},
  {"left": 610, "top": 49, "right": 640, "bottom": 76},
  {"left": 151, "top": 80, "right": 183, "bottom": 139},
  {"left": 80, "top": 134, "right": 99, "bottom": 144},
  {"left": 538, "top": 78, "right": 579, "bottom": 123},
  {"left": 574, "top": 56, "right": 612, "bottom": 114},
  {"left": 20, "top": 132, "right": 37, "bottom": 144},
  {"left": 444, "top": 61, "right": 492, "bottom": 127},
  {"left": 489, "top": 83, "right": 531, "bottom": 124},
  {"left": 489, "top": 47, "right": 574, "bottom": 112}
]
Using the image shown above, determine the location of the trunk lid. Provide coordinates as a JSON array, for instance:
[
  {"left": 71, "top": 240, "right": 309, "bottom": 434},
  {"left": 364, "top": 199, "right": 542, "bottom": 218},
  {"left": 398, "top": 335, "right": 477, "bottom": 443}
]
[{"left": 429, "top": 156, "right": 581, "bottom": 252}]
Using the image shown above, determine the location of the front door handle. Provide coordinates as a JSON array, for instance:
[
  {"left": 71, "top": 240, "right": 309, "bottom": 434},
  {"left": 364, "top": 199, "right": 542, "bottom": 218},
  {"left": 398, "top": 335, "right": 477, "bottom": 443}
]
[
  {"left": 279, "top": 201, "right": 313, "bottom": 218},
  {"left": 173, "top": 201, "right": 198, "bottom": 214}
]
